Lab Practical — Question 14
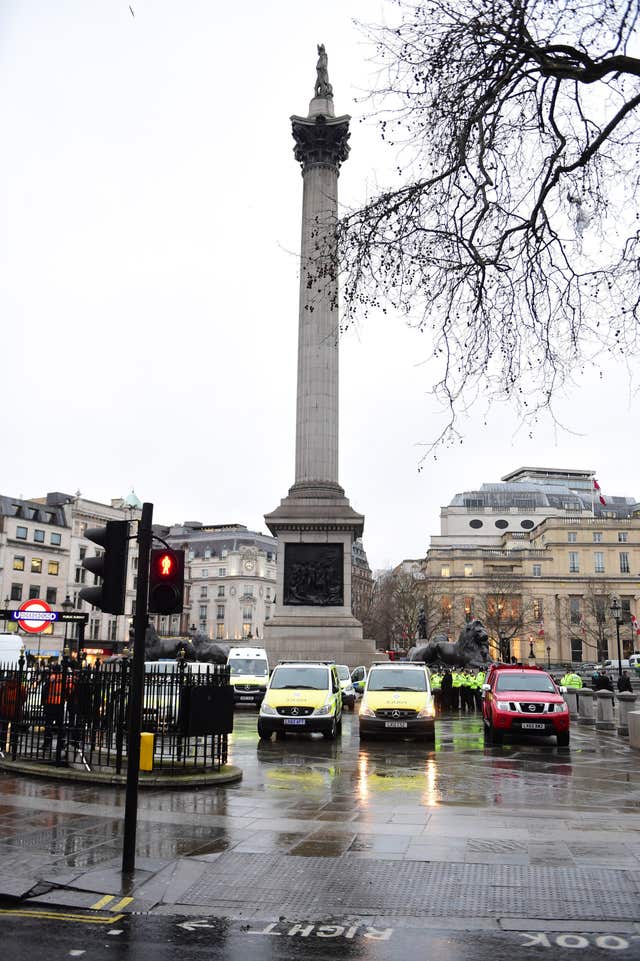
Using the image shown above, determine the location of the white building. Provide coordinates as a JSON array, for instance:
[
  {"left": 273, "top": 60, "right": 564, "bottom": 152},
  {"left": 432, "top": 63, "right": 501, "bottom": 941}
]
[
  {"left": 431, "top": 467, "right": 635, "bottom": 549},
  {"left": 157, "top": 522, "right": 278, "bottom": 641}
]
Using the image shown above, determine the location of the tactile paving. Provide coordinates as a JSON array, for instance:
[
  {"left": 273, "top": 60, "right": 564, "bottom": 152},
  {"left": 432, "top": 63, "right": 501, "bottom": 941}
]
[{"left": 177, "top": 853, "right": 640, "bottom": 919}]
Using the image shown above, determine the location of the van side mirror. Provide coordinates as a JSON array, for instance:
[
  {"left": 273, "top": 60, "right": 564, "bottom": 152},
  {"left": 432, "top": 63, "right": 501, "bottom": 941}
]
[{"left": 482, "top": 683, "right": 490, "bottom": 692}]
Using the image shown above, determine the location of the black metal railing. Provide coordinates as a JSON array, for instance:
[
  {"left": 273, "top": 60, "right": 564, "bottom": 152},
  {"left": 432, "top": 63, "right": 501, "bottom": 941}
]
[{"left": 0, "top": 658, "right": 232, "bottom": 773}]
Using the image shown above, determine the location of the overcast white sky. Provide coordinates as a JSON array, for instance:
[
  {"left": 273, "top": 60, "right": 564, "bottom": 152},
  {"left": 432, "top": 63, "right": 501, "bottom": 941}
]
[{"left": 2, "top": 0, "right": 639, "bottom": 571}]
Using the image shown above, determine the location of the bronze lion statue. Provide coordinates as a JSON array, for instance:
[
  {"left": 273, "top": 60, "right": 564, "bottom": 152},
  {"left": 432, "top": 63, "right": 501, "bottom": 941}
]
[{"left": 409, "top": 619, "right": 491, "bottom": 669}]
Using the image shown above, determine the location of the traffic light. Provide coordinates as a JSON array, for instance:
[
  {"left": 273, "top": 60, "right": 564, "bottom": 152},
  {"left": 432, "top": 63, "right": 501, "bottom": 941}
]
[
  {"left": 79, "top": 521, "right": 130, "bottom": 614},
  {"left": 148, "top": 548, "right": 185, "bottom": 615}
]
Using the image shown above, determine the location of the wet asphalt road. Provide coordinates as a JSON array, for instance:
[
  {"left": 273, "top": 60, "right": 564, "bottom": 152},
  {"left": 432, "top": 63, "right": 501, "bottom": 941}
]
[
  {"left": 1, "top": 709, "right": 640, "bottom": 958},
  {"left": 2, "top": 910, "right": 640, "bottom": 961}
]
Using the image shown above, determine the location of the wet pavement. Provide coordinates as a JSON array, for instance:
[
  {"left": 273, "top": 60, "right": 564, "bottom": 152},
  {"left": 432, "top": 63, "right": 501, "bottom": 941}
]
[{"left": 1, "top": 711, "right": 640, "bottom": 957}]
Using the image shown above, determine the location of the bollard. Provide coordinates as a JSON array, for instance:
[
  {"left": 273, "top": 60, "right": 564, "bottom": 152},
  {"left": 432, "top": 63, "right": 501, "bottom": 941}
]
[
  {"left": 577, "top": 689, "right": 595, "bottom": 725},
  {"left": 617, "top": 693, "right": 638, "bottom": 736},
  {"left": 594, "top": 690, "right": 615, "bottom": 731},
  {"left": 140, "top": 732, "right": 154, "bottom": 772},
  {"left": 629, "top": 711, "right": 640, "bottom": 750},
  {"left": 564, "top": 688, "right": 579, "bottom": 720}
]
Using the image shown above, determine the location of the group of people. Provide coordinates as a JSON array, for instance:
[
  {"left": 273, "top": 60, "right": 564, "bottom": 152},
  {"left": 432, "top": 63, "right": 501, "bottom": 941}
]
[
  {"left": 591, "top": 669, "right": 634, "bottom": 693},
  {"left": 559, "top": 667, "right": 634, "bottom": 693},
  {"left": 430, "top": 668, "right": 486, "bottom": 713}
]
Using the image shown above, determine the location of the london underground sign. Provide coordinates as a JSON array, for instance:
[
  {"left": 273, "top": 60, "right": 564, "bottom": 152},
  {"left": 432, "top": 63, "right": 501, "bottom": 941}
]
[{"left": 12, "top": 599, "right": 58, "bottom": 634}]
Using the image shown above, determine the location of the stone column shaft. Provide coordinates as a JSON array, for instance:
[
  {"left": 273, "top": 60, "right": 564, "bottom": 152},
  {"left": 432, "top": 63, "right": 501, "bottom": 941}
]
[{"left": 295, "top": 163, "right": 339, "bottom": 486}]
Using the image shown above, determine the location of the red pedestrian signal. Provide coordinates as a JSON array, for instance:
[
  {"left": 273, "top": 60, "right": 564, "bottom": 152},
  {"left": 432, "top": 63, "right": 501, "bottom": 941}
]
[{"left": 148, "top": 548, "right": 185, "bottom": 615}]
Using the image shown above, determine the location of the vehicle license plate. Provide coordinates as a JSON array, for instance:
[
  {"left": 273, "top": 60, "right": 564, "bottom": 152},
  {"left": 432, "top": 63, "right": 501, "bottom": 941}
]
[
  {"left": 521, "top": 722, "right": 546, "bottom": 730},
  {"left": 284, "top": 718, "right": 306, "bottom": 725},
  {"left": 239, "top": 696, "right": 255, "bottom": 701},
  {"left": 385, "top": 720, "right": 408, "bottom": 728}
]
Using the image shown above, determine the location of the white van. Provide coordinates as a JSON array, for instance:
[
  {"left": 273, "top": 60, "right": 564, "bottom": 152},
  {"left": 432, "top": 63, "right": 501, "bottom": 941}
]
[
  {"left": 0, "top": 634, "right": 24, "bottom": 666},
  {"left": 227, "top": 647, "right": 269, "bottom": 706},
  {"left": 628, "top": 654, "right": 640, "bottom": 671}
]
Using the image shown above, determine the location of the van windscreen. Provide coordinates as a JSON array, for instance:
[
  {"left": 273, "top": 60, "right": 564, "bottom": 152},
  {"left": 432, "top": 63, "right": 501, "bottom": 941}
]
[{"left": 229, "top": 658, "right": 268, "bottom": 676}]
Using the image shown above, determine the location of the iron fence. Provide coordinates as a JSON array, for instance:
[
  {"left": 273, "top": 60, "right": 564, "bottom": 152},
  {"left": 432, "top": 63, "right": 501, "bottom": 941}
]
[{"left": 0, "top": 658, "right": 232, "bottom": 773}]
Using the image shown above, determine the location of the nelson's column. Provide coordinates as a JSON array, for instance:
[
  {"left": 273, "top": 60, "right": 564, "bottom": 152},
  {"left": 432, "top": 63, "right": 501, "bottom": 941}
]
[{"left": 263, "top": 46, "right": 377, "bottom": 668}]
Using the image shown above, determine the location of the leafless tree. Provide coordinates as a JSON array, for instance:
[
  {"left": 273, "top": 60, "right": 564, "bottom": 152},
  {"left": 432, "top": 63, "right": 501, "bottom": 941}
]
[
  {"left": 557, "top": 580, "right": 614, "bottom": 661},
  {"left": 474, "top": 571, "right": 538, "bottom": 661},
  {"left": 366, "top": 568, "right": 448, "bottom": 647},
  {"left": 335, "top": 1, "right": 640, "bottom": 452}
]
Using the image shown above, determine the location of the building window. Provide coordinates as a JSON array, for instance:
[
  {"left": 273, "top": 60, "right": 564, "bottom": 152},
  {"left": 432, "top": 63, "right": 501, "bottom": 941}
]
[
  {"left": 242, "top": 623, "right": 252, "bottom": 638},
  {"left": 532, "top": 564, "right": 541, "bottom": 577},
  {"left": 34, "top": 529, "right": 45, "bottom": 543},
  {"left": 620, "top": 552, "right": 630, "bottom": 574},
  {"left": 109, "top": 620, "right": 117, "bottom": 641},
  {"left": 48, "top": 561, "right": 59, "bottom": 576},
  {"left": 594, "top": 552, "right": 605, "bottom": 574},
  {"left": 216, "top": 624, "right": 225, "bottom": 639},
  {"left": 202, "top": 569, "right": 208, "bottom": 577},
  {"left": 199, "top": 605, "right": 207, "bottom": 619},
  {"left": 29, "top": 586, "right": 40, "bottom": 599},
  {"left": 569, "top": 552, "right": 580, "bottom": 573},
  {"left": 90, "top": 619, "right": 100, "bottom": 641},
  {"left": 464, "top": 564, "right": 473, "bottom": 577},
  {"left": 266, "top": 588, "right": 271, "bottom": 600},
  {"left": 593, "top": 532, "right": 602, "bottom": 543},
  {"left": 243, "top": 585, "right": 254, "bottom": 597},
  {"left": 10, "top": 583, "right": 23, "bottom": 601},
  {"left": 217, "top": 605, "right": 225, "bottom": 619},
  {"left": 567, "top": 532, "right": 577, "bottom": 543},
  {"left": 464, "top": 597, "right": 474, "bottom": 619},
  {"left": 218, "top": 567, "right": 226, "bottom": 576},
  {"left": 533, "top": 598, "right": 544, "bottom": 621},
  {"left": 441, "top": 596, "right": 453, "bottom": 623},
  {"left": 570, "top": 597, "right": 581, "bottom": 625},
  {"left": 46, "top": 588, "right": 57, "bottom": 605},
  {"left": 440, "top": 566, "right": 450, "bottom": 578},
  {"left": 218, "top": 586, "right": 225, "bottom": 597},
  {"left": 200, "top": 586, "right": 208, "bottom": 598},
  {"left": 79, "top": 546, "right": 87, "bottom": 561},
  {"left": 50, "top": 532, "right": 62, "bottom": 546},
  {"left": 204, "top": 549, "right": 211, "bottom": 559},
  {"left": 132, "top": 556, "right": 138, "bottom": 570},
  {"left": 622, "top": 597, "right": 632, "bottom": 623},
  {"left": 242, "top": 607, "right": 253, "bottom": 621},
  {"left": 31, "top": 558, "right": 42, "bottom": 574},
  {"left": 75, "top": 567, "right": 86, "bottom": 584},
  {"left": 571, "top": 637, "right": 583, "bottom": 662},
  {"left": 618, "top": 531, "right": 629, "bottom": 543},
  {"left": 13, "top": 556, "right": 25, "bottom": 571},
  {"left": 16, "top": 526, "right": 27, "bottom": 540}
]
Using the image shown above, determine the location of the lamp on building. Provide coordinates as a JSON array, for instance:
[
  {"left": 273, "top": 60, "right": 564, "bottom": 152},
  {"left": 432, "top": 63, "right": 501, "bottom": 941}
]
[
  {"left": 61, "top": 594, "right": 74, "bottom": 656},
  {"left": 609, "top": 596, "right": 624, "bottom": 680}
]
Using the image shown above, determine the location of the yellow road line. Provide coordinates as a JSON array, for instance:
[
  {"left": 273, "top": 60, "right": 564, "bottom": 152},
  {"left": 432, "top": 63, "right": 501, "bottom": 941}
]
[
  {"left": 0, "top": 908, "right": 124, "bottom": 925},
  {"left": 90, "top": 895, "right": 115, "bottom": 910},
  {"left": 110, "top": 897, "right": 133, "bottom": 912}
]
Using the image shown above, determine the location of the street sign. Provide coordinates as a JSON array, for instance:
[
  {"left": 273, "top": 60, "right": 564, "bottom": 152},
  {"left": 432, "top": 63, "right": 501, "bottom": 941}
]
[{"left": 13, "top": 599, "right": 56, "bottom": 634}]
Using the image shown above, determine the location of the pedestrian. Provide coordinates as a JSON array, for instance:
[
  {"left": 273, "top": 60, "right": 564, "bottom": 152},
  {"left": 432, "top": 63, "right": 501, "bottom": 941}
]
[
  {"left": 451, "top": 669, "right": 462, "bottom": 711},
  {"left": 440, "top": 669, "right": 453, "bottom": 713},
  {"left": 597, "top": 672, "right": 614, "bottom": 692},
  {"left": 431, "top": 670, "right": 442, "bottom": 714},
  {"left": 617, "top": 671, "right": 633, "bottom": 693},
  {"left": 560, "top": 669, "right": 583, "bottom": 689},
  {"left": 474, "top": 670, "right": 485, "bottom": 711}
]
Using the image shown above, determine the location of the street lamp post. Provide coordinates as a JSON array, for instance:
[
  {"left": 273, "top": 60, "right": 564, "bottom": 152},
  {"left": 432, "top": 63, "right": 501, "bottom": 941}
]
[
  {"left": 609, "top": 596, "right": 624, "bottom": 681},
  {"left": 546, "top": 646, "right": 551, "bottom": 670},
  {"left": 61, "top": 594, "right": 74, "bottom": 657},
  {"left": 2, "top": 595, "right": 9, "bottom": 631}
]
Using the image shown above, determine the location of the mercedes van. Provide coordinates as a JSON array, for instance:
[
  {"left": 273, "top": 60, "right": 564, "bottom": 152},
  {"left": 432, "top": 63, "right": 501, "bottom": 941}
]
[{"left": 227, "top": 646, "right": 269, "bottom": 706}]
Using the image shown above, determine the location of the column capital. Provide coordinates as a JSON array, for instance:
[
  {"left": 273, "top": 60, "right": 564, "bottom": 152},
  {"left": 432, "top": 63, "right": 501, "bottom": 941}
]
[{"left": 291, "top": 114, "right": 351, "bottom": 172}]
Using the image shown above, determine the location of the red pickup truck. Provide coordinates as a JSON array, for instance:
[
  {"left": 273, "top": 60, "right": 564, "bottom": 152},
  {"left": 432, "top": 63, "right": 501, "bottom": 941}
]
[{"left": 482, "top": 664, "right": 570, "bottom": 746}]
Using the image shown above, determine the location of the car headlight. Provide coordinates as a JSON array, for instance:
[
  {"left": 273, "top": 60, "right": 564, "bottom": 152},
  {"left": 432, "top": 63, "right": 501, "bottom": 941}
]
[
  {"left": 496, "top": 701, "right": 511, "bottom": 711},
  {"left": 551, "top": 702, "right": 568, "bottom": 713},
  {"left": 313, "top": 703, "right": 333, "bottom": 716},
  {"left": 260, "top": 703, "right": 277, "bottom": 715},
  {"left": 359, "top": 705, "right": 375, "bottom": 717},
  {"left": 417, "top": 702, "right": 435, "bottom": 718}
]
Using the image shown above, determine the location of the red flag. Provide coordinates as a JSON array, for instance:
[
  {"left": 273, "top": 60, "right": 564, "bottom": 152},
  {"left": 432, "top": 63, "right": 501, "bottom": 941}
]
[
  {"left": 632, "top": 615, "right": 640, "bottom": 637},
  {"left": 594, "top": 479, "right": 606, "bottom": 506}
]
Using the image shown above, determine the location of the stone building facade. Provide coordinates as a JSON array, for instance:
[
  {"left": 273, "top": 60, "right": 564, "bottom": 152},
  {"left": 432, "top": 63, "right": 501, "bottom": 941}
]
[{"left": 418, "top": 468, "right": 639, "bottom": 663}]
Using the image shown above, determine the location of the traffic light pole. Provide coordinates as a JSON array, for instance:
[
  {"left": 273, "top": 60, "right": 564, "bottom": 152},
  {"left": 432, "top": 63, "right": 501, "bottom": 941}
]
[{"left": 122, "top": 501, "right": 153, "bottom": 874}]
